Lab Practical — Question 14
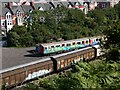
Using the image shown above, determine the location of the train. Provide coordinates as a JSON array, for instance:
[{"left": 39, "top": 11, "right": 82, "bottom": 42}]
[
  {"left": 0, "top": 45, "right": 101, "bottom": 89},
  {"left": 35, "top": 36, "right": 102, "bottom": 55}
]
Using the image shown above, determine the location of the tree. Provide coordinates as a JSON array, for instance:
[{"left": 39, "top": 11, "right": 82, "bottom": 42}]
[
  {"left": 7, "top": 31, "right": 20, "bottom": 47},
  {"left": 87, "top": 9, "right": 107, "bottom": 25},
  {"left": 102, "top": 20, "right": 120, "bottom": 61}
]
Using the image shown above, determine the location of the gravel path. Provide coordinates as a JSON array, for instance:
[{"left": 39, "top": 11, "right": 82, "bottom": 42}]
[{"left": 1, "top": 47, "right": 43, "bottom": 70}]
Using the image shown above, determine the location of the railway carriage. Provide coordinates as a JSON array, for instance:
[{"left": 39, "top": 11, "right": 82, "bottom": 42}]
[
  {"left": 51, "top": 47, "right": 96, "bottom": 71},
  {"left": 0, "top": 58, "right": 53, "bottom": 88},
  {"left": 36, "top": 36, "right": 101, "bottom": 55}
]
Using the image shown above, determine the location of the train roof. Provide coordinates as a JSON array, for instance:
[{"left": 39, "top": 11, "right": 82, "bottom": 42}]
[
  {"left": 0, "top": 57, "right": 51, "bottom": 73},
  {"left": 39, "top": 36, "right": 100, "bottom": 47}
]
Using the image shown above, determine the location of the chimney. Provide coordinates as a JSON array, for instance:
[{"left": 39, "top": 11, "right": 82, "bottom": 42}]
[
  {"left": 7, "top": 2, "right": 14, "bottom": 15},
  {"left": 8, "top": 2, "right": 13, "bottom": 8},
  {"left": 30, "top": 2, "right": 35, "bottom": 10}
]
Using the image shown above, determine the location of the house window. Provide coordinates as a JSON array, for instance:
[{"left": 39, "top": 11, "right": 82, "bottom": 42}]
[
  {"left": 18, "top": 19, "right": 20, "bottom": 23},
  {"left": 7, "top": 15, "right": 8, "bottom": 19},
  {"left": 2, "top": 23, "right": 4, "bottom": 25},
  {"left": 9, "top": 15, "right": 11, "bottom": 19},
  {"left": 10, "top": 22, "right": 12, "bottom": 25},
  {"left": 20, "top": 13, "right": 22, "bottom": 16}
]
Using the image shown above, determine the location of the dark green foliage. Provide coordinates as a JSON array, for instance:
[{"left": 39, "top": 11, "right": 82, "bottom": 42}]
[
  {"left": 7, "top": 25, "right": 34, "bottom": 47},
  {"left": 102, "top": 20, "right": 120, "bottom": 62}
]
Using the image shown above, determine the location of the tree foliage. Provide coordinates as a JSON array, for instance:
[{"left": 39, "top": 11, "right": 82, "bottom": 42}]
[{"left": 102, "top": 20, "right": 120, "bottom": 61}]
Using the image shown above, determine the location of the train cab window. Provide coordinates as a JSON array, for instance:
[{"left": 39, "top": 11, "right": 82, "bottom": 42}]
[
  {"left": 77, "top": 42, "right": 81, "bottom": 44},
  {"left": 96, "top": 39, "right": 98, "bottom": 41},
  {"left": 73, "top": 42, "right": 75, "bottom": 45},
  {"left": 62, "top": 44, "right": 65, "bottom": 46},
  {"left": 82, "top": 41, "right": 84, "bottom": 44}
]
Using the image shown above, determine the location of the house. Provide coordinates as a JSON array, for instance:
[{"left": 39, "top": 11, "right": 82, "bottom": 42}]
[
  {"left": 110, "top": 0, "right": 120, "bottom": 7},
  {"left": 0, "top": 2, "right": 27, "bottom": 35},
  {"left": 67, "top": 1, "right": 89, "bottom": 14},
  {"left": 97, "top": 1, "right": 110, "bottom": 9},
  {"left": 1, "top": 7, "right": 13, "bottom": 33},
  {"left": 11, "top": 5, "right": 25, "bottom": 26}
]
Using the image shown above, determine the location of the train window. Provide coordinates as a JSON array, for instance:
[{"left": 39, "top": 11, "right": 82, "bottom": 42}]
[
  {"left": 62, "top": 44, "right": 65, "bottom": 46},
  {"left": 10, "top": 75, "right": 15, "bottom": 85},
  {"left": 73, "top": 42, "right": 75, "bottom": 45},
  {"left": 86, "top": 40, "right": 88, "bottom": 44},
  {"left": 51, "top": 46, "right": 54, "bottom": 48},
  {"left": 96, "top": 39, "right": 98, "bottom": 41},
  {"left": 66, "top": 44, "right": 71, "bottom": 46},
  {"left": 77, "top": 42, "right": 81, "bottom": 44},
  {"left": 44, "top": 47, "right": 47, "bottom": 50},
  {"left": 82, "top": 41, "right": 84, "bottom": 44},
  {"left": 99, "top": 39, "right": 101, "bottom": 41},
  {"left": 56, "top": 45, "right": 60, "bottom": 47}
]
